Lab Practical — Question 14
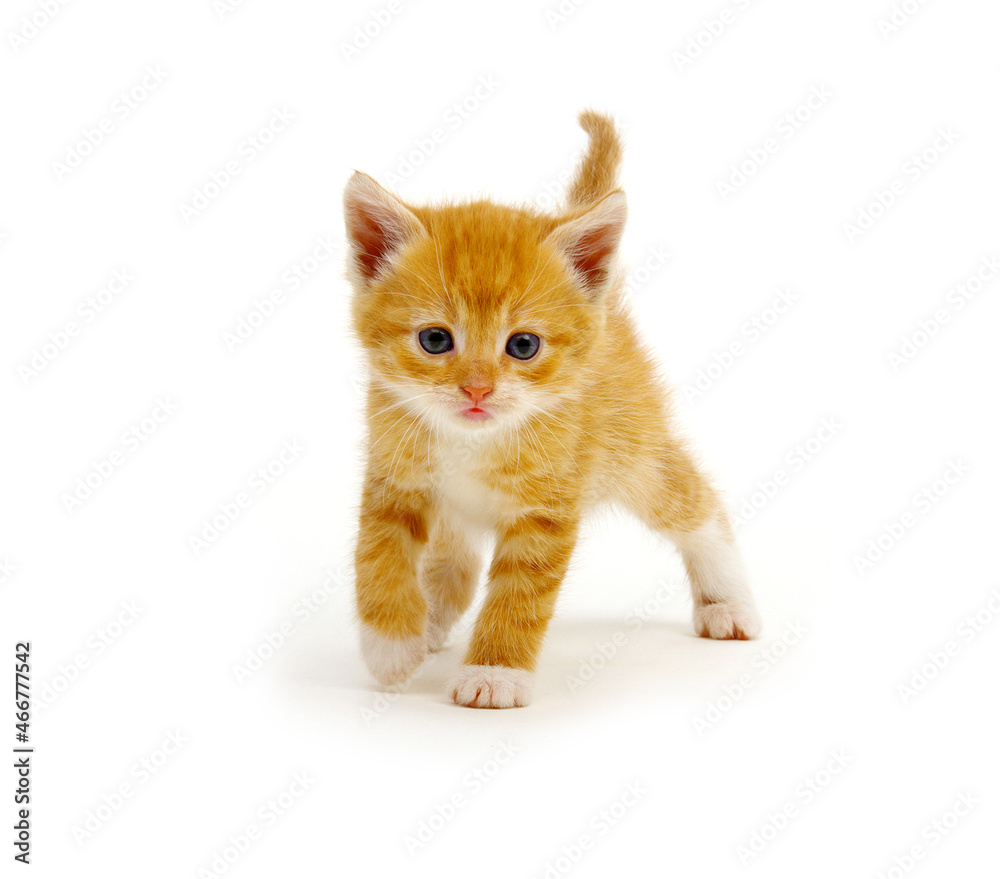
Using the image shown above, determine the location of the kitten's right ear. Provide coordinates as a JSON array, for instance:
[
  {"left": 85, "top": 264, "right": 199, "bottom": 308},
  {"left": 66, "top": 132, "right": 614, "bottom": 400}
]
[{"left": 343, "top": 171, "right": 426, "bottom": 285}]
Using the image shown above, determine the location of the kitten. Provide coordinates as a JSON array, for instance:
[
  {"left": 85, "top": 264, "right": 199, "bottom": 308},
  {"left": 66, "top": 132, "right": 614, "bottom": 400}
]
[{"left": 343, "top": 111, "right": 762, "bottom": 708}]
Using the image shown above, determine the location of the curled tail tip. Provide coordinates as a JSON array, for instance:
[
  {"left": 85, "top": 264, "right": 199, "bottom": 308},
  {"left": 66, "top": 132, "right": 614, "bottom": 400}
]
[
  {"left": 578, "top": 109, "right": 616, "bottom": 136},
  {"left": 567, "top": 109, "right": 623, "bottom": 209}
]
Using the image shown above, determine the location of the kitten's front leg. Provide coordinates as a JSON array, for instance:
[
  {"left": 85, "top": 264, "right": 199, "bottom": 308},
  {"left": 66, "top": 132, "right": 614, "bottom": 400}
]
[
  {"left": 449, "top": 514, "right": 578, "bottom": 708},
  {"left": 355, "top": 477, "right": 432, "bottom": 686}
]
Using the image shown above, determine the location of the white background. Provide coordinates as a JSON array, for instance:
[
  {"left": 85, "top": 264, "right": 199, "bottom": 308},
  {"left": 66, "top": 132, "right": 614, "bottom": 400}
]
[{"left": 2, "top": 0, "right": 998, "bottom": 876}]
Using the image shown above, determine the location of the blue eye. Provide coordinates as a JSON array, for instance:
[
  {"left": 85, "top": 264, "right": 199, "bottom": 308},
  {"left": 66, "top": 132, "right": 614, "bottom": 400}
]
[
  {"left": 418, "top": 327, "right": 454, "bottom": 354},
  {"left": 506, "top": 332, "right": 540, "bottom": 361}
]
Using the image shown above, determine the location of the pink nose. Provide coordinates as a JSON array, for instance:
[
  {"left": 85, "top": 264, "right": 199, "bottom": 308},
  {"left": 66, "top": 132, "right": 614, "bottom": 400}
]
[{"left": 462, "top": 386, "right": 492, "bottom": 405}]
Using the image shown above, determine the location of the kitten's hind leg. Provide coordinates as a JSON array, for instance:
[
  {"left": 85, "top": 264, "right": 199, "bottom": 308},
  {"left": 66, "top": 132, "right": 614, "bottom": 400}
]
[
  {"left": 420, "top": 515, "right": 484, "bottom": 652},
  {"left": 623, "top": 443, "right": 762, "bottom": 640}
]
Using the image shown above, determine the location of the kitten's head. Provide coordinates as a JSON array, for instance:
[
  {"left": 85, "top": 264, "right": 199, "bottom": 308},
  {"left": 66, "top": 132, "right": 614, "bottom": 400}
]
[{"left": 343, "top": 169, "right": 625, "bottom": 433}]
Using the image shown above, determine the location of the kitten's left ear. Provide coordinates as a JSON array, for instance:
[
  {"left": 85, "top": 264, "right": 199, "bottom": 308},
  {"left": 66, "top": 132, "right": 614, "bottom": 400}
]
[
  {"left": 343, "top": 171, "right": 427, "bottom": 286},
  {"left": 545, "top": 191, "right": 626, "bottom": 298}
]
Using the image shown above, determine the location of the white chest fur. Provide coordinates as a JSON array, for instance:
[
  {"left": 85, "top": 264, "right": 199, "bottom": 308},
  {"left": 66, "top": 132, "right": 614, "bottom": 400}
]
[{"left": 434, "top": 434, "right": 507, "bottom": 529}]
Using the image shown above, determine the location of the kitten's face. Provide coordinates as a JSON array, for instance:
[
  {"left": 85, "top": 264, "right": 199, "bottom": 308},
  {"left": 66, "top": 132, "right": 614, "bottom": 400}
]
[{"left": 345, "top": 175, "right": 625, "bottom": 435}]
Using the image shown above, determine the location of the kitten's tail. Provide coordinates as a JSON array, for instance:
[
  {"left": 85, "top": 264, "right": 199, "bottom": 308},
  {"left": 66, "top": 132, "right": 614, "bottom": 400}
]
[{"left": 565, "top": 110, "right": 623, "bottom": 209}]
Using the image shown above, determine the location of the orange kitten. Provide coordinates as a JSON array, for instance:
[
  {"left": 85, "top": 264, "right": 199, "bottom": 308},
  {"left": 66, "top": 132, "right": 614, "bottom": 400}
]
[{"left": 344, "top": 111, "right": 762, "bottom": 708}]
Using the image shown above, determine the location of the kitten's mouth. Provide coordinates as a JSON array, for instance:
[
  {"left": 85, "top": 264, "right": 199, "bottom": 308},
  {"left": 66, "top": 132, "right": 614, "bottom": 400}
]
[{"left": 460, "top": 405, "right": 492, "bottom": 422}]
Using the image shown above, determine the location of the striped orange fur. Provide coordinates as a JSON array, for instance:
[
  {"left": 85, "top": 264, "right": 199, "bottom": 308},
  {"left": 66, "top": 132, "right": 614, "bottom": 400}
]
[{"left": 344, "top": 111, "right": 762, "bottom": 708}]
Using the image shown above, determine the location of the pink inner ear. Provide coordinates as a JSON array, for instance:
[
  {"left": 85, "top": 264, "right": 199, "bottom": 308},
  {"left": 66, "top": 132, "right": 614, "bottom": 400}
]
[
  {"left": 569, "top": 224, "right": 618, "bottom": 290},
  {"left": 347, "top": 204, "right": 400, "bottom": 280},
  {"left": 345, "top": 199, "right": 410, "bottom": 282}
]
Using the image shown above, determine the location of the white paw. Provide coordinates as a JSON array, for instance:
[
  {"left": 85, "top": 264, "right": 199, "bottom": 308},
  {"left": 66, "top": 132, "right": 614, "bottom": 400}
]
[
  {"left": 425, "top": 607, "right": 460, "bottom": 653},
  {"left": 694, "top": 602, "right": 762, "bottom": 640},
  {"left": 448, "top": 665, "right": 534, "bottom": 709},
  {"left": 360, "top": 625, "right": 426, "bottom": 685}
]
